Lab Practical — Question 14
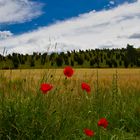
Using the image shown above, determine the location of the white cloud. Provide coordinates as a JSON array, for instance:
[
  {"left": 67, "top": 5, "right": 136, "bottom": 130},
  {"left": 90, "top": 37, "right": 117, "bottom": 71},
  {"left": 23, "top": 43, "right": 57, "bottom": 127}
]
[
  {"left": 0, "top": 31, "right": 13, "bottom": 40},
  {"left": 0, "top": 0, "right": 140, "bottom": 54},
  {"left": 109, "top": 1, "right": 115, "bottom": 5},
  {"left": 0, "top": 0, "right": 43, "bottom": 24}
]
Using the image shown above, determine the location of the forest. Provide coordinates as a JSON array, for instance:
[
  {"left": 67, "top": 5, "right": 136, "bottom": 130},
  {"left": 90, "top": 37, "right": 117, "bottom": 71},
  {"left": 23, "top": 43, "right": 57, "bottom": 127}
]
[{"left": 0, "top": 44, "right": 140, "bottom": 69}]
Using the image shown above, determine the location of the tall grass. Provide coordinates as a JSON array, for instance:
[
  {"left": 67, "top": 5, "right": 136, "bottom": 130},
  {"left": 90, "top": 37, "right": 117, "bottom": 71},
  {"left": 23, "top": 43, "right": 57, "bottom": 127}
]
[{"left": 0, "top": 69, "right": 140, "bottom": 140}]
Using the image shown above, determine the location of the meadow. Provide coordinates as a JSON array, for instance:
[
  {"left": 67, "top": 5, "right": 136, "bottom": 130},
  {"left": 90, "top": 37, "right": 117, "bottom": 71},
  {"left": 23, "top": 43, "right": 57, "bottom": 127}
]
[{"left": 0, "top": 68, "right": 140, "bottom": 140}]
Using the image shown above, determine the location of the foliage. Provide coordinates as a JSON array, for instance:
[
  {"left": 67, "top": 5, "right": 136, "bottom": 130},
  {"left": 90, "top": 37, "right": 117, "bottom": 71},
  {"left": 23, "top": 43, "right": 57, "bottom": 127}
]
[{"left": 0, "top": 45, "right": 140, "bottom": 69}]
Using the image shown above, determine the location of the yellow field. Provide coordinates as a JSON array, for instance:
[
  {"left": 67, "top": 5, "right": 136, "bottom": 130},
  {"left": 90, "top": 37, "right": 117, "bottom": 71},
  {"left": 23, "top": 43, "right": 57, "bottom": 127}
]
[{"left": 1, "top": 68, "right": 140, "bottom": 91}]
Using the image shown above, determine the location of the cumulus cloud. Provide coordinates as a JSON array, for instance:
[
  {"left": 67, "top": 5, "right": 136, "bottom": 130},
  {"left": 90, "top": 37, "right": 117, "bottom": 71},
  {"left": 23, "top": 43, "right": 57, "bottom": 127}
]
[
  {"left": 0, "top": 31, "right": 13, "bottom": 40},
  {"left": 0, "top": 0, "right": 43, "bottom": 24},
  {"left": 0, "top": 0, "right": 140, "bottom": 54}
]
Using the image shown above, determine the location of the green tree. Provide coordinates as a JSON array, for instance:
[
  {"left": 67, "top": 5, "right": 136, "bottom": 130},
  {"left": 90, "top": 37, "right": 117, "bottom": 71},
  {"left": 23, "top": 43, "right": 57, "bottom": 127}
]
[
  {"left": 126, "top": 44, "right": 137, "bottom": 65},
  {"left": 30, "top": 56, "right": 35, "bottom": 67},
  {"left": 12, "top": 53, "right": 19, "bottom": 69},
  {"left": 70, "top": 59, "right": 74, "bottom": 66},
  {"left": 90, "top": 59, "right": 95, "bottom": 67},
  {"left": 124, "top": 58, "right": 129, "bottom": 68},
  {"left": 56, "top": 56, "right": 63, "bottom": 67}
]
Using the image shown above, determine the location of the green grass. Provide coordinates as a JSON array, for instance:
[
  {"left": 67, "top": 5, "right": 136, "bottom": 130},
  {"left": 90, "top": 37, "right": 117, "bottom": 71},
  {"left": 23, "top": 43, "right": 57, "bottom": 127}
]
[{"left": 0, "top": 69, "right": 140, "bottom": 140}]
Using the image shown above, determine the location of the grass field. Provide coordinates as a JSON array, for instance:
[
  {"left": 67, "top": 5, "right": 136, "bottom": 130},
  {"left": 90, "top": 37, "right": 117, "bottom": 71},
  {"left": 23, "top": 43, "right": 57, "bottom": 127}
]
[
  {"left": 0, "top": 68, "right": 140, "bottom": 139},
  {"left": 1, "top": 68, "right": 140, "bottom": 88}
]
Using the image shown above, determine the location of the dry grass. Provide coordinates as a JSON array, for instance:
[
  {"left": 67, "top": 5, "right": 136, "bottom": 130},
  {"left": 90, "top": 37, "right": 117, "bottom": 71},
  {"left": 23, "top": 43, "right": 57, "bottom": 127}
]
[{"left": 1, "top": 68, "right": 140, "bottom": 91}]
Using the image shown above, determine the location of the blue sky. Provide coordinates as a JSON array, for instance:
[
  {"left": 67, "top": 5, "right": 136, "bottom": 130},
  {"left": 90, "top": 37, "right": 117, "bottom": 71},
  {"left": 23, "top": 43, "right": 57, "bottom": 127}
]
[
  {"left": 0, "top": 0, "right": 140, "bottom": 54},
  {"left": 1, "top": 0, "right": 136, "bottom": 35}
]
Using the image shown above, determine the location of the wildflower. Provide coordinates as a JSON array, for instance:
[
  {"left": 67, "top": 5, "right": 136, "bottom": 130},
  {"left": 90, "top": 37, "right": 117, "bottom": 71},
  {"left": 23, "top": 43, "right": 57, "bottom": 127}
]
[
  {"left": 63, "top": 66, "right": 74, "bottom": 77},
  {"left": 83, "top": 128, "right": 94, "bottom": 137},
  {"left": 98, "top": 118, "right": 108, "bottom": 128},
  {"left": 81, "top": 82, "right": 91, "bottom": 93},
  {"left": 40, "top": 83, "right": 53, "bottom": 94}
]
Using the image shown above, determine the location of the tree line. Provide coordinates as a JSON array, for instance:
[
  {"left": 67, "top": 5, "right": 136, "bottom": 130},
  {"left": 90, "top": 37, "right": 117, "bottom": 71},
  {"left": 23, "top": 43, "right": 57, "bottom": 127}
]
[{"left": 0, "top": 44, "right": 140, "bottom": 69}]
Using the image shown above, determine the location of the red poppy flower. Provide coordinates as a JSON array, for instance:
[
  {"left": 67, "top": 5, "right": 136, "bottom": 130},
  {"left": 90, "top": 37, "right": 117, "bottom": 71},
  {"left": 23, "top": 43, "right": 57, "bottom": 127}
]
[
  {"left": 83, "top": 128, "right": 94, "bottom": 137},
  {"left": 63, "top": 66, "right": 74, "bottom": 77},
  {"left": 40, "top": 83, "right": 53, "bottom": 94},
  {"left": 98, "top": 118, "right": 108, "bottom": 128},
  {"left": 81, "top": 82, "right": 91, "bottom": 93}
]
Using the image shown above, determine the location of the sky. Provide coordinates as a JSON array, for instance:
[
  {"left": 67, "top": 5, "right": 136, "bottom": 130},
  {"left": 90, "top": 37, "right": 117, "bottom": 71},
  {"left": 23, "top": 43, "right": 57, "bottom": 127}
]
[{"left": 0, "top": 0, "right": 140, "bottom": 54}]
